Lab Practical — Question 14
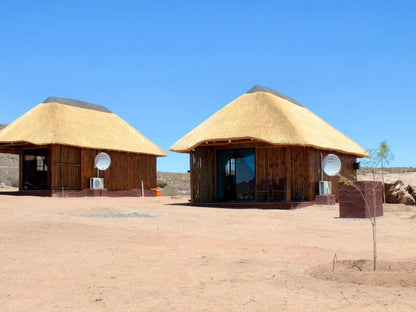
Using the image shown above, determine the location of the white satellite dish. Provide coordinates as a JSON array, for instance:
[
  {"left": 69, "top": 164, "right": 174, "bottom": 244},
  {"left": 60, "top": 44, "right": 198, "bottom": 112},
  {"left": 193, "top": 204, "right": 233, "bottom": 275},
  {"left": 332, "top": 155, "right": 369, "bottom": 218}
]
[
  {"left": 322, "top": 154, "right": 341, "bottom": 176},
  {"left": 95, "top": 152, "right": 111, "bottom": 171}
]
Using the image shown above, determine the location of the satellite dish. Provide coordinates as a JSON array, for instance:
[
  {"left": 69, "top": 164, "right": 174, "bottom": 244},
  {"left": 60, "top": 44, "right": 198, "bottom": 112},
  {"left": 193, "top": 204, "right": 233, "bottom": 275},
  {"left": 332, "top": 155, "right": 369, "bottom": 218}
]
[
  {"left": 323, "top": 154, "right": 341, "bottom": 176},
  {"left": 95, "top": 152, "right": 111, "bottom": 171}
]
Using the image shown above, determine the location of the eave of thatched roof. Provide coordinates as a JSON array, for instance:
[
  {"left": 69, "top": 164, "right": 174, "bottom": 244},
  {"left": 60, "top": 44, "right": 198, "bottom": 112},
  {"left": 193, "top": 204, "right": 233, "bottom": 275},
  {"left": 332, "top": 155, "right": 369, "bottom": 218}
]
[
  {"left": 170, "top": 86, "right": 369, "bottom": 157},
  {"left": 0, "top": 97, "right": 166, "bottom": 157}
]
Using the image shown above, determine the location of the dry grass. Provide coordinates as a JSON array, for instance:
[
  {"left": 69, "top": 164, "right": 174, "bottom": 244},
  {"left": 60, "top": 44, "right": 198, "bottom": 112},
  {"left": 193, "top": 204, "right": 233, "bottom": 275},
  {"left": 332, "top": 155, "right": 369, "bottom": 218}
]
[{"left": 157, "top": 171, "right": 190, "bottom": 195}]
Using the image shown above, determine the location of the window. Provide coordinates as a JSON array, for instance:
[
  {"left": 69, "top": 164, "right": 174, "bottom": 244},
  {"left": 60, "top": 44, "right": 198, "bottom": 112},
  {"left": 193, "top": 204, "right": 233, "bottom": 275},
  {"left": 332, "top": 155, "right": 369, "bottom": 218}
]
[
  {"left": 225, "top": 158, "right": 236, "bottom": 176},
  {"left": 36, "top": 156, "right": 47, "bottom": 172}
]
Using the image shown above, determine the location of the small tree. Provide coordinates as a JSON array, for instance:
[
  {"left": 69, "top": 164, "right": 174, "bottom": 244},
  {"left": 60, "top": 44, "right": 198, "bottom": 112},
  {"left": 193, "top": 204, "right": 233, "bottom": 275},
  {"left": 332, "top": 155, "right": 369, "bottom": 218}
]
[
  {"left": 366, "top": 141, "right": 394, "bottom": 203},
  {"left": 376, "top": 141, "right": 394, "bottom": 203},
  {"left": 339, "top": 140, "right": 392, "bottom": 272},
  {"left": 339, "top": 174, "right": 380, "bottom": 271}
]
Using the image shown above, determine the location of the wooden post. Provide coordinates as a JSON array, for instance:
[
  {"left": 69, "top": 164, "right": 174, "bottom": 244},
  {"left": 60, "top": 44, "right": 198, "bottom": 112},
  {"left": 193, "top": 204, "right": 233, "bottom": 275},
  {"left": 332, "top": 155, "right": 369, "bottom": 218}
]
[
  {"left": 19, "top": 148, "right": 23, "bottom": 191},
  {"left": 212, "top": 147, "right": 217, "bottom": 201},
  {"left": 190, "top": 151, "right": 194, "bottom": 202},
  {"left": 49, "top": 145, "right": 55, "bottom": 190},
  {"left": 285, "top": 148, "right": 291, "bottom": 202}
]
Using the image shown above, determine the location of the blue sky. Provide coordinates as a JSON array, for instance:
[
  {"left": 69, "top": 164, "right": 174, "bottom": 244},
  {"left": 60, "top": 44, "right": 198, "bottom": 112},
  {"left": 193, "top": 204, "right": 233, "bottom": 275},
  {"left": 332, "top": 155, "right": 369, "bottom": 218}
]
[{"left": 0, "top": 1, "right": 415, "bottom": 172}]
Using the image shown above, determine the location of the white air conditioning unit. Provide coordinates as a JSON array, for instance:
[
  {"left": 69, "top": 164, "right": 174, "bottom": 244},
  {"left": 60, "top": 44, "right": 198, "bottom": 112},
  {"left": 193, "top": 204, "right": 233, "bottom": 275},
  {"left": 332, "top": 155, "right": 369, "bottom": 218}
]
[
  {"left": 319, "top": 181, "right": 332, "bottom": 195},
  {"left": 90, "top": 177, "right": 104, "bottom": 190}
]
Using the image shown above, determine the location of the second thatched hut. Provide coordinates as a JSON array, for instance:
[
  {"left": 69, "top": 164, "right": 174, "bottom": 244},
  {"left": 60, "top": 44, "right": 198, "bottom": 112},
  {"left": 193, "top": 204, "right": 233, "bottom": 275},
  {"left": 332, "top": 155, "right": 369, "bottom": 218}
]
[
  {"left": 170, "top": 85, "right": 368, "bottom": 207},
  {"left": 0, "top": 96, "right": 166, "bottom": 196}
]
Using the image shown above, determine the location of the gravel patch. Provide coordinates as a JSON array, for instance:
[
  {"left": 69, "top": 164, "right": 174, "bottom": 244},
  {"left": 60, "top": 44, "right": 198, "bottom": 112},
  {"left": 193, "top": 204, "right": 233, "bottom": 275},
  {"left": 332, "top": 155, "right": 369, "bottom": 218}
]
[{"left": 83, "top": 212, "right": 153, "bottom": 219}]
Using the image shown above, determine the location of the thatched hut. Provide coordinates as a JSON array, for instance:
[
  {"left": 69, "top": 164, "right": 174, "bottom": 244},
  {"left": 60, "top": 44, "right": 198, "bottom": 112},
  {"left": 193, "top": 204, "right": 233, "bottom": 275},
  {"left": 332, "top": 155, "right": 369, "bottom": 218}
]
[
  {"left": 170, "top": 85, "right": 368, "bottom": 207},
  {"left": 0, "top": 97, "right": 166, "bottom": 196}
]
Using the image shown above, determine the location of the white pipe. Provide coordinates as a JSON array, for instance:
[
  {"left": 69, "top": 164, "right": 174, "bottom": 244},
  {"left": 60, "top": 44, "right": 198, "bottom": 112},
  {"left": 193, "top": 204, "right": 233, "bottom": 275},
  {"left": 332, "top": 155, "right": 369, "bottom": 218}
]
[
  {"left": 141, "top": 180, "right": 144, "bottom": 197},
  {"left": 320, "top": 153, "right": 323, "bottom": 181}
]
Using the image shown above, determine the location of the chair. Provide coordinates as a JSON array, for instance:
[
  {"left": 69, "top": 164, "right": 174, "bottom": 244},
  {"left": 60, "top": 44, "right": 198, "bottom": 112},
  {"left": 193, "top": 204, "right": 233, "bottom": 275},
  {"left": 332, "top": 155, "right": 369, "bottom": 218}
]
[
  {"left": 271, "top": 178, "right": 286, "bottom": 201},
  {"left": 255, "top": 180, "right": 271, "bottom": 201}
]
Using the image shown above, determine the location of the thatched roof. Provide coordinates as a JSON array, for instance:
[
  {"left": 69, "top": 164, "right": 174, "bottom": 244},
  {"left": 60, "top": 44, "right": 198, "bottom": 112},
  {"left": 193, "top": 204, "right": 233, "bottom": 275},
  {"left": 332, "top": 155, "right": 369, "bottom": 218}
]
[
  {"left": 170, "top": 85, "right": 369, "bottom": 157},
  {"left": 0, "top": 97, "right": 166, "bottom": 157}
]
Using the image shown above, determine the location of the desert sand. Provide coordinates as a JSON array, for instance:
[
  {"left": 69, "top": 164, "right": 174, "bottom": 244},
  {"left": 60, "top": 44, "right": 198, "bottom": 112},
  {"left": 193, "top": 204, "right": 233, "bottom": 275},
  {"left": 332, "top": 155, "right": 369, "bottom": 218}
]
[{"left": 0, "top": 195, "right": 415, "bottom": 311}]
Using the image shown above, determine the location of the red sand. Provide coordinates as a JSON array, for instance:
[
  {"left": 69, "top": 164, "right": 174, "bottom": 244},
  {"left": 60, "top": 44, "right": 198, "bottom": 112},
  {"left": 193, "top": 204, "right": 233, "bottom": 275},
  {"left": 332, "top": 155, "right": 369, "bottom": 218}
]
[{"left": 0, "top": 195, "right": 415, "bottom": 311}]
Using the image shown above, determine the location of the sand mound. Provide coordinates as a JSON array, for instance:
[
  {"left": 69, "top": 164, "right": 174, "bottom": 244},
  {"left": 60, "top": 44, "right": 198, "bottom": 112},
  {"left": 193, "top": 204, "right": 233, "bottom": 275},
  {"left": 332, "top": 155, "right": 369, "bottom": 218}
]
[{"left": 309, "top": 259, "right": 416, "bottom": 287}]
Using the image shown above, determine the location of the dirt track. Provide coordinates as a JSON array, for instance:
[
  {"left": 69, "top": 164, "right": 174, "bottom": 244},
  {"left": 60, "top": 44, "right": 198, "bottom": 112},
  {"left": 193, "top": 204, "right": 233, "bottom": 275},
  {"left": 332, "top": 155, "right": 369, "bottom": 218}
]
[{"left": 0, "top": 195, "right": 415, "bottom": 311}]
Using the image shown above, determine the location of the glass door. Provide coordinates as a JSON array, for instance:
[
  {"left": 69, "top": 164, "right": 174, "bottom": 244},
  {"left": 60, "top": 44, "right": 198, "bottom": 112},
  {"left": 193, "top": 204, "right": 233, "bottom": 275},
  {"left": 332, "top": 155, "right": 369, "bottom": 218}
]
[
  {"left": 23, "top": 148, "right": 49, "bottom": 190},
  {"left": 217, "top": 148, "right": 255, "bottom": 201}
]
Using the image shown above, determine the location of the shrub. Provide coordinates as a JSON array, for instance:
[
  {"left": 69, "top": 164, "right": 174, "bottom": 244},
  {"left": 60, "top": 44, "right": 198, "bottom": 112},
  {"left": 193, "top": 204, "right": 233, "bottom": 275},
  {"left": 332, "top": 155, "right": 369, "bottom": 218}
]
[{"left": 157, "top": 180, "right": 168, "bottom": 188}]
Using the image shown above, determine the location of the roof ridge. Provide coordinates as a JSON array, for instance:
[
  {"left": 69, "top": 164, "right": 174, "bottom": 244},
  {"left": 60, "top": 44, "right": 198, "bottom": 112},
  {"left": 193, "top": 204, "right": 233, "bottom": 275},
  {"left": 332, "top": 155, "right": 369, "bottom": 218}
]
[
  {"left": 42, "top": 96, "right": 112, "bottom": 113},
  {"left": 246, "top": 85, "right": 302, "bottom": 106}
]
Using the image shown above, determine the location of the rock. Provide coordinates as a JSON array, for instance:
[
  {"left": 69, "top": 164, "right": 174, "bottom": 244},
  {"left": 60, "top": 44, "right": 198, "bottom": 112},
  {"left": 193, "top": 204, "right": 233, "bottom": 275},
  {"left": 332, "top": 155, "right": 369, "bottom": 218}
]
[
  {"left": 409, "top": 184, "right": 416, "bottom": 199},
  {"left": 384, "top": 181, "right": 403, "bottom": 202},
  {"left": 385, "top": 181, "right": 415, "bottom": 205}
]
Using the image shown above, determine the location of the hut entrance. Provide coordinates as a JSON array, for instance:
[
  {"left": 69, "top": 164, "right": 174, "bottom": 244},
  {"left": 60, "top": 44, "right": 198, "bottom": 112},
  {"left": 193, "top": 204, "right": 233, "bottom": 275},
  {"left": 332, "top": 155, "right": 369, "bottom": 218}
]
[
  {"left": 217, "top": 148, "right": 255, "bottom": 201},
  {"left": 23, "top": 148, "right": 49, "bottom": 190}
]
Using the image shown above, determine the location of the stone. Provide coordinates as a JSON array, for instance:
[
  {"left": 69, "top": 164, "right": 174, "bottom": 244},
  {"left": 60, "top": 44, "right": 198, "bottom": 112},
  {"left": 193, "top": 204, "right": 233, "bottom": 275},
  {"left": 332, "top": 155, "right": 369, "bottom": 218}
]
[
  {"left": 409, "top": 184, "right": 416, "bottom": 199},
  {"left": 385, "top": 181, "right": 415, "bottom": 205}
]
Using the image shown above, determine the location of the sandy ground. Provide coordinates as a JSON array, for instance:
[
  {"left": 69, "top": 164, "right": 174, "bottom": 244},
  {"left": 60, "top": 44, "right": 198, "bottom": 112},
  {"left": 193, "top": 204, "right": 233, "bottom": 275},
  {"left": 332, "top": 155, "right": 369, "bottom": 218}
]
[{"left": 0, "top": 195, "right": 415, "bottom": 311}]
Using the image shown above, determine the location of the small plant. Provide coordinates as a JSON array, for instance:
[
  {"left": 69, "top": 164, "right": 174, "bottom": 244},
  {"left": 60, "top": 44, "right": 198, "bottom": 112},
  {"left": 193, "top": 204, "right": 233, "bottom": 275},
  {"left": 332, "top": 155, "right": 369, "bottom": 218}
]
[
  {"left": 339, "top": 140, "right": 392, "bottom": 272},
  {"left": 370, "top": 141, "right": 394, "bottom": 203},
  {"left": 156, "top": 179, "right": 168, "bottom": 188},
  {"left": 339, "top": 173, "right": 379, "bottom": 271}
]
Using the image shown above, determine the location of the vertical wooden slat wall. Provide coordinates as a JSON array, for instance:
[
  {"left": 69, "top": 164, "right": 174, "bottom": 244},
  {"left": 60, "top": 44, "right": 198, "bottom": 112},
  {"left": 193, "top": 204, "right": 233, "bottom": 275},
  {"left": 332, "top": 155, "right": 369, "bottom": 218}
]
[
  {"left": 51, "top": 145, "right": 81, "bottom": 190},
  {"left": 255, "top": 147, "right": 286, "bottom": 185},
  {"left": 289, "top": 147, "right": 311, "bottom": 201},
  {"left": 18, "top": 148, "right": 23, "bottom": 190},
  {"left": 191, "top": 146, "right": 215, "bottom": 203},
  {"left": 308, "top": 150, "right": 357, "bottom": 200},
  {"left": 48, "top": 145, "right": 157, "bottom": 191},
  {"left": 284, "top": 147, "right": 292, "bottom": 201},
  {"left": 191, "top": 144, "right": 358, "bottom": 203},
  {"left": 80, "top": 148, "right": 156, "bottom": 190},
  {"left": 190, "top": 151, "right": 194, "bottom": 202},
  {"left": 256, "top": 146, "right": 310, "bottom": 200}
]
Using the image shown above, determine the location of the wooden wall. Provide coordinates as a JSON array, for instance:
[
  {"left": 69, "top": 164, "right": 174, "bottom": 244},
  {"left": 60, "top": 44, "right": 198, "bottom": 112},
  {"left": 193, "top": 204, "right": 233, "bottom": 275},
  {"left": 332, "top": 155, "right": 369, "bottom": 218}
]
[
  {"left": 308, "top": 150, "right": 357, "bottom": 200},
  {"left": 190, "top": 146, "right": 216, "bottom": 202},
  {"left": 80, "top": 148, "right": 156, "bottom": 190},
  {"left": 191, "top": 144, "right": 358, "bottom": 203},
  {"left": 256, "top": 146, "right": 313, "bottom": 201},
  {"left": 51, "top": 145, "right": 81, "bottom": 190},
  {"left": 50, "top": 145, "right": 157, "bottom": 191}
]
